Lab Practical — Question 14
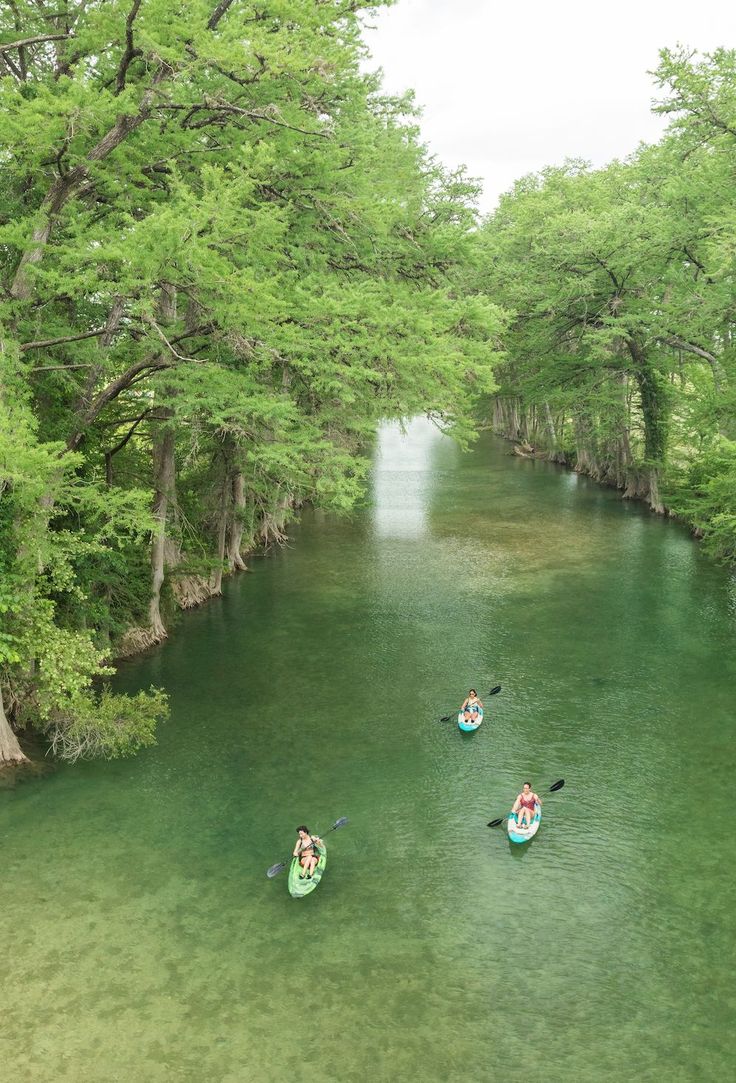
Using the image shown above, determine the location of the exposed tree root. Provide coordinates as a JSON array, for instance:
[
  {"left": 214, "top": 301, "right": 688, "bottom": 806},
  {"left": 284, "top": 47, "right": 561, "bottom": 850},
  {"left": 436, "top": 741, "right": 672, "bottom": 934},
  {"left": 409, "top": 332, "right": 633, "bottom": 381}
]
[{"left": 117, "top": 624, "right": 167, "bottom": 657}]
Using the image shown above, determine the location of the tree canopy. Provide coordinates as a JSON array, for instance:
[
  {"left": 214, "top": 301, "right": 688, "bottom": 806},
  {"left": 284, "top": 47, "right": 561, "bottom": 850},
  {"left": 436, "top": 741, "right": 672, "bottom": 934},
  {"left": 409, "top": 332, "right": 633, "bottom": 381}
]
[{"left": 0, "top": 0, "right": 502, "bottom": 764}]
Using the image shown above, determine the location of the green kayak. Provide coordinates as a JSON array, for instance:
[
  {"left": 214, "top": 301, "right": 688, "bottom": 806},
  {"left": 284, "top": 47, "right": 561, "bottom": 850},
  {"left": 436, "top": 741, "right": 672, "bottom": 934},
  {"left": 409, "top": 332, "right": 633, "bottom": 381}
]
[{"left": 288, "top": 842, "right": 327, "bottom": 898}]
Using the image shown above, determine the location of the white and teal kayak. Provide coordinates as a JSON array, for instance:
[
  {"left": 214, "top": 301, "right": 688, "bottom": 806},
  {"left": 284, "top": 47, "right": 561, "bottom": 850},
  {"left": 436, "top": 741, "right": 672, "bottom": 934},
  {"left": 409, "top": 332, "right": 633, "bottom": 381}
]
[
  {"left": 458, "top": 706, "right": 484, "bottom": 732},
  {"left": 507, "top": 803, "right": 541, "bottom": 843}
]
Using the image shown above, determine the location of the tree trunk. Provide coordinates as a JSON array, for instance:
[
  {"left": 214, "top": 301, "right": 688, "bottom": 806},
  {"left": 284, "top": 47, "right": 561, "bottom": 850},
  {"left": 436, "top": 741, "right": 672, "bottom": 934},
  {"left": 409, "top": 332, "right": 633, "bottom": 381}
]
[
  {"left": 0, "top": 685, "right": 28, "bottom": 767},
  {"left": 542, "top": 401, "right": 567, "bottom": 463},
  {"left": 542, "top": 401, "right": 557, "bottom": 447},
  {"left": 209, "top": 467, "right": 230, "bottom": 596},
  {"left": 648, "top": 468, "right": 665, "bottom": 515},
  {"left": 521, "top": 404, "right": 532, "bottom": 443},
  {"left": 227, "top": 470, "right": 248, "bottom": 572},
  {"left": 509, "top": 398, "right": 522, "bottom": 441},
  {"left": 492, "top": 398, "right": 505, "bottom": 434},
  {"left": 573, "top": 412, "right": 597, "bottom": 475},
  {"left": 629, "top": 341, "right": 668, "bottom": 511},
  {"left": 148, "top": 427, "right": 175, "bottom": 640}
]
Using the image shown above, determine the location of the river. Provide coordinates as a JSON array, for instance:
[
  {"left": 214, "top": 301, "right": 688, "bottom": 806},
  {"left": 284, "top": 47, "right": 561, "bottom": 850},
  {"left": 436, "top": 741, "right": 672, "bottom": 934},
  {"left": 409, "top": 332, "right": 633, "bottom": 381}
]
[{"left": 3, "top": 419, "right": 735, "bottom": 1082}]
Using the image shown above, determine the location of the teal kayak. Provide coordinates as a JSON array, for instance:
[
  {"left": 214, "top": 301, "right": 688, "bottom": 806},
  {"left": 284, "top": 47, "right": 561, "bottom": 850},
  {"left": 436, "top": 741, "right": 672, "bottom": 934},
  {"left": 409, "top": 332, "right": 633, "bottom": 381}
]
[
  {"left": 507, "top": 803, "right": 541, "bottom": 843},
  {"left": 288, "top": 842, "right": 327, "bottom": 897},
  {"left": 458, "top": 706, "right": 484, "bottom": 732}
]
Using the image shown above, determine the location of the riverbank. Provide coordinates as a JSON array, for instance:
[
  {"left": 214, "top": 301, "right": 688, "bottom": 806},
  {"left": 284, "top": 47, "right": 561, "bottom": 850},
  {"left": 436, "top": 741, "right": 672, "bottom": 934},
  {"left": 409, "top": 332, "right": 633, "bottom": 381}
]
[{"left": 488, "top": 397, "right": 722, "bottom": 555}]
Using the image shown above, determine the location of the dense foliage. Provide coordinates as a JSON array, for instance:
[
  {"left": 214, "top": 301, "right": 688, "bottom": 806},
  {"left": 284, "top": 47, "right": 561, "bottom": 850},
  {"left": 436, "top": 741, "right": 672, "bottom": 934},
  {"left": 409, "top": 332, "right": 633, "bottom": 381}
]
[
  {"left": 473, "top": 48, "right": 736, "bottom": 556},
  {"left": 0, "top": 0, "right": 501, "bottom": 763}
]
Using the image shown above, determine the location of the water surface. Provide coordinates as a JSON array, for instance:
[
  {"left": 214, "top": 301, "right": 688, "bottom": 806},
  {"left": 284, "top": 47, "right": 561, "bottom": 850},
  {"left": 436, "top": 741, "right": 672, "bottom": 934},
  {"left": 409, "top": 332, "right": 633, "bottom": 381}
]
[{"left": 3, "top": 420, "right": 735, "bottom": 1081}]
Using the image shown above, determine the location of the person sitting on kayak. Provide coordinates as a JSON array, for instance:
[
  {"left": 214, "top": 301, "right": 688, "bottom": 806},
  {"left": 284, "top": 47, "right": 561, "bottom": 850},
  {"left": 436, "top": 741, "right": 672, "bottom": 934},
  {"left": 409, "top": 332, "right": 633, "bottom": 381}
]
[
  {"left": 293, "top": 826, "right": 323, "bottom": 879},
  {"left": 460, "top": 689, "right": 483, "bottom": 724},
  {"left": 512, "top": 782, "right": 541, "bottom": 829}
]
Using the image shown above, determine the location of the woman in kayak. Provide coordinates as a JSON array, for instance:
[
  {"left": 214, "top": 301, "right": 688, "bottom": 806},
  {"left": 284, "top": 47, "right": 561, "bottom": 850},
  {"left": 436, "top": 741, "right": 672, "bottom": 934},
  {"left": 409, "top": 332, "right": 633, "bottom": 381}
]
[
  {"left": 293, "top": 826, "right": 323, "bottom": 879},
  {"left": 460, "top": 689, "right": 483, "bottom": 725},
  {"left": 512, "top": 782, "right": 541, "bottom": 828}
]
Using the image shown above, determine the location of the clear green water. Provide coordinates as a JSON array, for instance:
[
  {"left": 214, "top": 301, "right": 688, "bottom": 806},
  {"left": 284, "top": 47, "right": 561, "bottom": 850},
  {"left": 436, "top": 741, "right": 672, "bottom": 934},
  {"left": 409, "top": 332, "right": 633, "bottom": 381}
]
[{"left": 3, "top": 420, "right": 736, "bottom": 1082}]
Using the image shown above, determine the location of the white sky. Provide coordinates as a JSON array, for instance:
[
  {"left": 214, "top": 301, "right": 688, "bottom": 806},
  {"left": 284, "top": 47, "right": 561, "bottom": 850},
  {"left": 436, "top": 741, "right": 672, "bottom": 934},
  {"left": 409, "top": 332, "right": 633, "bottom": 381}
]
[{"left": 362, "top": 0, "right": 734, "bottom": 213}]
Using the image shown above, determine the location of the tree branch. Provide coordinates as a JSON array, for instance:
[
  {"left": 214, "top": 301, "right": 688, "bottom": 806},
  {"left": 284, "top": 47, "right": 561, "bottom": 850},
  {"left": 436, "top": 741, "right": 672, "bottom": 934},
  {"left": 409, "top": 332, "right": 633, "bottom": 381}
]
[
  {"left": 592, "top": 255, "right": 621, "bottom": 292},
  {"left": 104, "top": 411, "right": 152, "bottom": 482},
  {"left": 114, "top": 0, "right": 143, "bottom": 95},
  {"left": 682, "top": 246, "right": 714, "bottom": 284},
  {"left": 661, "top": 334, "right": 717, "bottom": 365},
  {"left": 65, "top": 325, "right": 213, "bottom": 451},
  {"left": 207, "top": 0, "right": 236, "bottom": 31},
  {"left": 21, "top": 327, "right": 108, "bottom": 351},
  {"left": 156, "top": 99, "right": 328, "bottom": 138},
  {"left": 0, "top": 50, "right": 23, "bottom": 80},
  {"left": 30, "top": 363, "right": 95, "bottom": 373},
  {"left": 144, "top": 317, "right": 209, "bottom": 363},
  {"left": 67, "top": 356, "right": 173, "bottom": 451},
  {"left": 660, "top": 333, "right": 726, "bottom": 393},
  {"left": 0, "top": 33, "right": 70, "bottom": 53}
]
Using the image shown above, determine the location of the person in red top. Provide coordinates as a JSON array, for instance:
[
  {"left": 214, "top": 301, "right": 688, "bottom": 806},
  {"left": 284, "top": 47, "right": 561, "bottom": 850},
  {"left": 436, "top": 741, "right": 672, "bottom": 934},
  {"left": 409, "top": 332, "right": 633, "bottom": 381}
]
[{"left": 512, "top": 782, "right": 541, "bottom": 829}]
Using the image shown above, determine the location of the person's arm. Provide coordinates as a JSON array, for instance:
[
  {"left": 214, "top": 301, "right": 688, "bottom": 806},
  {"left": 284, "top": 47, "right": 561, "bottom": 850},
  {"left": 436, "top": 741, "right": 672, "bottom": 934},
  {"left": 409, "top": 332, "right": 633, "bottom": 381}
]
[
  {"left": 461, "top": 698, "right": 469, "bottom": 709},
  {"left": 477, "top": 699, "right": 484, "bottom": 708},
  {"left": 293, "top": 841, "right": 302, "bottom": 857},
  {"left": 512, "top": 795, "right": 521, "bottom": 812},
  {"left": 312, "top": 835, "right": 323, "bottom": 847},
  {"left": 534, "top": 794, "right": 542, "bottom": 806}
]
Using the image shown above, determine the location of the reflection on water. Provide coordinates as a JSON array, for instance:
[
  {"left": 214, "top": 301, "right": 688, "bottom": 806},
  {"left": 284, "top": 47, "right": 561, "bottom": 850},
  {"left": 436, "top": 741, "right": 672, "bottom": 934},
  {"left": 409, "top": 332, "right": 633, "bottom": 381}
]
[{"left": 371, "top": 417, "right": 445, "bottom": 539}]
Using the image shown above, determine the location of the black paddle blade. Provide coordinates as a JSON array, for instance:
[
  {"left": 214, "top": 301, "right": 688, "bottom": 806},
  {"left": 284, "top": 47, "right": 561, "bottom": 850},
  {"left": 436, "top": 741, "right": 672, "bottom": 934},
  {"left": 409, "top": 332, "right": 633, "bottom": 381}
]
[
  {"left": 439, "top": 714, "right": 452, "bottom": 722},
  {"left": 488, "top": 685, "right": 502, "bottom": 696},
  {"left": 549, "top": 779, "right": 565, "bottom": 792},
  {"left": 487, "top": 816, "right": 507, "bottom": 828}
]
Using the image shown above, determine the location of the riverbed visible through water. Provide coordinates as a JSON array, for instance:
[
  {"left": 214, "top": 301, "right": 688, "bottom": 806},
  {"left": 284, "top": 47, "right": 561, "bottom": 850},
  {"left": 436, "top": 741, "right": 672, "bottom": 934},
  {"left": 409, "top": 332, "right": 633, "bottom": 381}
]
[{"left": 3, "top": 419, "right": 735, "bottom": 1081}]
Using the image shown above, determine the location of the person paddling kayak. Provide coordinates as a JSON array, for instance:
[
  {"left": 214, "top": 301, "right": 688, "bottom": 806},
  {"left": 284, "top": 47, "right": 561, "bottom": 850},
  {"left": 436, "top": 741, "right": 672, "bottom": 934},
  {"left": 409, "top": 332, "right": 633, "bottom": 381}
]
[
  {"left": 293, "top": 826, "right": 323, "bottom": 879},
  {"left": 460, "top": 689, "right": 484, "bottom": 725},
  {"left": 512, "top": 782, "right": 541, "bottom": 829}
]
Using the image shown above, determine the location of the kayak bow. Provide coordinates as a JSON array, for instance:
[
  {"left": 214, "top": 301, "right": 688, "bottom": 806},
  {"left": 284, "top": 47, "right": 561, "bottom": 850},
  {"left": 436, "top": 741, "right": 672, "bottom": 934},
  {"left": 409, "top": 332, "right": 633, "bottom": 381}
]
[
  {"left": 288, "top": 842, "right": 327, "bottom": 897},
  {"left": 507, "top": 803, "right": 541, "bottom": 843},
  {"left": 458, "top": 706, "right": 484, "bottom": 732}
]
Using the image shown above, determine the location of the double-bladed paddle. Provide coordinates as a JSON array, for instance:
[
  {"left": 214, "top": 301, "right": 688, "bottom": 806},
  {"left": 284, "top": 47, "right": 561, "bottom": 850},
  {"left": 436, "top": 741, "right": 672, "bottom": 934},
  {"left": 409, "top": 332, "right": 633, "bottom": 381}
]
[
  {"left": 440, "top": 685, "right": 501, "bottom": 722},
  {"left": 266, "top": 817, "right": 349, "bottom": 878},
  {"left": 487, "top": 778, "right": 565, "bottom": 828}
]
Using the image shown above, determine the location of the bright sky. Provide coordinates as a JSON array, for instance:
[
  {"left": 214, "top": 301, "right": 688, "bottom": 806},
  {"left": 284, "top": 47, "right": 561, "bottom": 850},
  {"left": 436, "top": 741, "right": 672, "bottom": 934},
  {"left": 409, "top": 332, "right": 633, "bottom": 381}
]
[{"left": 362, "top": 0, "right": 733, "bottom": 213}]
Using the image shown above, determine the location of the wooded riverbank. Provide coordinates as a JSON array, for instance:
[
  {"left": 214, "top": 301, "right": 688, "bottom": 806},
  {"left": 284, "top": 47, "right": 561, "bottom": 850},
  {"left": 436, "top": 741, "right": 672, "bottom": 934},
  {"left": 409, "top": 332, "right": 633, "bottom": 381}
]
[
  {"left": 2, "top": 3, "right": 735, "bottom": 770},
  {"left": 0, "top": 0, "right": 500, "bottom": 767},
  {"left": 471, "top": 50, "right": 736, "bottom": 560}
]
